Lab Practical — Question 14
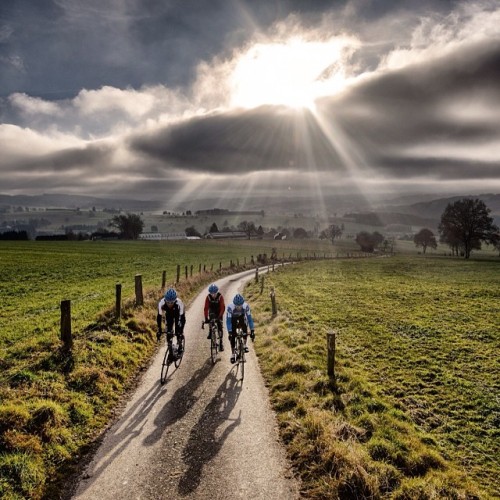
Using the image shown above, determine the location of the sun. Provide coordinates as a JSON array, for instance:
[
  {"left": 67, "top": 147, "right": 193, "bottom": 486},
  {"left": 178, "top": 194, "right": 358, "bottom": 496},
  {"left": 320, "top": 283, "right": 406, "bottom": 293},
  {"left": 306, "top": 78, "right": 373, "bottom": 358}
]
[{"left": 228, "top": 35, "right": 356, "bottom": 111}]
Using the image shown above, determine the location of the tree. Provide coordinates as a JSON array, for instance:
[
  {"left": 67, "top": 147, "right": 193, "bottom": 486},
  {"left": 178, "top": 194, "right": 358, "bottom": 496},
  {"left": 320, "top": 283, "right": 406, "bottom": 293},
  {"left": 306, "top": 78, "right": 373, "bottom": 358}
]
[
  {"left": 319, "top": 224, "right": 343, "bottom": 244},
  {"left": 185, "top": 226, "right": 202, "bottom": 238},
  {"left": 355, "top": 231, "right": 384, "bottom": 253},
  {"left": 209, "top": 222, "right": 219, "bottom": 233},
  {"left": 238, "top": 220, "right": 256, "bottom": 239},
  {"left": 293, "top": 227, "right": 308, "bottom": 239},
  {"left": 413, "top": 228, "right": 437, "bottom": 254},
  {"left": 109, "top": 213, "right": 144, "bottom": 239},
  {"left": 438, "top": 198, "right": 499, "bottom": 259}
]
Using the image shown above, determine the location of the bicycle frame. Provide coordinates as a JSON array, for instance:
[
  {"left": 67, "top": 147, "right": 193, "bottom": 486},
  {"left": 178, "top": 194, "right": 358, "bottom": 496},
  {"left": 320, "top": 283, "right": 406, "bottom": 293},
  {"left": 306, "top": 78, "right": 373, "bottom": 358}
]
[
  {"left": 234, "top": 326, "right": 246, "bottom": 381},
  {"left": 202, "top": 318, "right": 219, "bottom": 364},
  {"left": 160, "top": 332, "right": 185, "bottom": 384}
]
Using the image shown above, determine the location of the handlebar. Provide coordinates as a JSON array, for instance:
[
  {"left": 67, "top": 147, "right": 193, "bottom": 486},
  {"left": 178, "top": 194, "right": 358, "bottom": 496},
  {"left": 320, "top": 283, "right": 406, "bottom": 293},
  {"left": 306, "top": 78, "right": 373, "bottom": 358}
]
[{"left": 201, "top": 318, "right": 217, "bottom": 329}]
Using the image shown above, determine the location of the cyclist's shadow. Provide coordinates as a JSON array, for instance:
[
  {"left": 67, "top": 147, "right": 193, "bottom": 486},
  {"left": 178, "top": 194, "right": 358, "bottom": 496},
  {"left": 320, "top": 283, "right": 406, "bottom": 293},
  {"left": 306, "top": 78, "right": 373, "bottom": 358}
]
[
  {"left": 142, "top": 360, "right": 214, "bottom": 447},
  {"left": 177, "top": 371, "right": 242, "bottom": 495}
]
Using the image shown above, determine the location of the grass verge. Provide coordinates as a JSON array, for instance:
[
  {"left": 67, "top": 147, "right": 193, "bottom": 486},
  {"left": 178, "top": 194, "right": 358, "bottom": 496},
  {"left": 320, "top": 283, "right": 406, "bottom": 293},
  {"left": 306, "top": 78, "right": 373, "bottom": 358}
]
[
  {"left": 245, "top": 256, "right": 498, "bottom": 499},
  {"left": 0, "top": 263, "right": 247, "bottom": 499}
]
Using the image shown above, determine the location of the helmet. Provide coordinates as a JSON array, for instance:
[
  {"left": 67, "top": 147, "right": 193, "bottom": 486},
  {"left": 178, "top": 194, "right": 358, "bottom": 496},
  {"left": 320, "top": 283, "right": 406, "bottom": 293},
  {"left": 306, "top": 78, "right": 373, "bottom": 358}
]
[
  {"left": 208, "top": 283, "right": 219, "bottom": 294},
  {"left": 233, "top": 293, "right": 244, "bottom": 306},
  {"left": 164, "top": 288, "right": 177, "bottom": 302}
]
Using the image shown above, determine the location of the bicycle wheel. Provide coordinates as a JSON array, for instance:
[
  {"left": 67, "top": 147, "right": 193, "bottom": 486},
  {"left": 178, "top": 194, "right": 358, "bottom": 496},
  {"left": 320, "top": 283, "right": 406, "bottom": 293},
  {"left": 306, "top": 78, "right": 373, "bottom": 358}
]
[
  {"left": 160, "top": 346, "right": 171, "bottom": 384},
  {"left": 174, "top": 336, "right": 185, "bottom": 368},
  {"left": 210, "top": 328, "right": 218, "bottom": 364},
  {"left": 238, "top": 336, "right": 245, "bottom": 381}
]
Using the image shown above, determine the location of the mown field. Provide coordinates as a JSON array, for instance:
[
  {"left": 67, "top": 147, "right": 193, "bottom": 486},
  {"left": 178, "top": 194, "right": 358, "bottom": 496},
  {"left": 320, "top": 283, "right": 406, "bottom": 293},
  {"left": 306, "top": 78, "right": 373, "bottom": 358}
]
[{"left": 245, "top": 256, "right": 499, "bottom": 498}]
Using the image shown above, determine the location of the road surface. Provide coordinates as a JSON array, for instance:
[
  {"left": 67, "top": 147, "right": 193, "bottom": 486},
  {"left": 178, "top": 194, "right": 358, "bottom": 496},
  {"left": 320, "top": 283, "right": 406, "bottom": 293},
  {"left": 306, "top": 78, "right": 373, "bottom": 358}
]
[{"left": 70, "top": 268, "right": 301, "bottom": 499}]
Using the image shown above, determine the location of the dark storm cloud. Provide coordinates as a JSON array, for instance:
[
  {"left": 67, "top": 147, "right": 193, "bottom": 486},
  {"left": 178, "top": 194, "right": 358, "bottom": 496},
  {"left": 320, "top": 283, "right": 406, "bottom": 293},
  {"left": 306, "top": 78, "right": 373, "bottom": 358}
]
[
  {"left": 130, "top": 106, "right": 344, "bottom": 173},
  {"left": 14, "top": 143, "right": 113, "bottom": 173}
]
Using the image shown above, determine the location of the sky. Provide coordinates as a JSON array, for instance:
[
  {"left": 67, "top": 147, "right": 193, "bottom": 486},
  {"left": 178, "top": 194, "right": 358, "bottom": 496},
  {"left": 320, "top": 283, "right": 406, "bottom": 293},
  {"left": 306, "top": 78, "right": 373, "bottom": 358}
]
[{"left": 1, "top": 0, "right": 500, "bottom": 211}]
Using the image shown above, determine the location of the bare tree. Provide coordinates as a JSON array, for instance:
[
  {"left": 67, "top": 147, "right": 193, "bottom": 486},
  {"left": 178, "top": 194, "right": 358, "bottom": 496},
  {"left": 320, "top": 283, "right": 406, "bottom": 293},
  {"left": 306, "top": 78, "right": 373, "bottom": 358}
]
[
  {"left": 319, "top": 224, "right": 343, "bottom": 244},
  {"left": 413, "top": 228, "right": 437, "bottom": 254},
  {"left": 438, "top": 199, "right": 498, "bottom": 259}
]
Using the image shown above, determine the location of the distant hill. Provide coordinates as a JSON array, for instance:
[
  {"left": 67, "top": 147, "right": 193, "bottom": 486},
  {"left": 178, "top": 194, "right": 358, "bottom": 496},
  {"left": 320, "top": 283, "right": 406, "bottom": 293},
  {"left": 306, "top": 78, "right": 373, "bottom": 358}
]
[
  {"left": 0, "top": 193, "right": 162, "bottom": 211},
  {"left": 1, "top": 192, "right": 499, "bottom": 227},
  {"left": 383, "top": 193, "right": 500, "bottom": 224}
]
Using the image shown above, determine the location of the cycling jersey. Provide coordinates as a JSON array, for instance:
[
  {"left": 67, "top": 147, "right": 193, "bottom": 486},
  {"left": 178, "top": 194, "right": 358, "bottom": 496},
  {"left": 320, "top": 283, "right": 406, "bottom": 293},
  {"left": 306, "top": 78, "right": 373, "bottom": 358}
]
[
  {"left": 226, "top": 301, "right": 254, "bottom": 332},
  {"left": 157, "top": 297, "right": 186, "bottom": 334},
  {"left": 204, "top": 292, "right": 225, "bottom": 320}
]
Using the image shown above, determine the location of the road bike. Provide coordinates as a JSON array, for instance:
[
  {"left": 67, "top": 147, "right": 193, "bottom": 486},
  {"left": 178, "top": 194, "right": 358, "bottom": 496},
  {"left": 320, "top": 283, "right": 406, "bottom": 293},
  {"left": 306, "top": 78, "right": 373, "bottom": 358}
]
[
  {"left": 160, "top": 331, "right": 185, "bottom": 384},
  {"left": 234, "top": 326, "right": 246, "bottom": 381},
  {"left": 201, "top": 317, "right": 219, "bottom": 364}
]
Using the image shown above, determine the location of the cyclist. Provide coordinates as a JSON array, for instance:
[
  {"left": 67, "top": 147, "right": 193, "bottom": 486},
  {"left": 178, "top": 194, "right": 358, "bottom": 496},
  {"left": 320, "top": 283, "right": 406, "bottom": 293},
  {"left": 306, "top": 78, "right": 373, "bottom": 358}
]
[
  {"left": 204, "top": 283, "right": 225, "bottom": 351},
  {"left": 157, "top": 288, "right": 186, "bottom": 356},
  {"left": 226, "top": 293, "right": 255, "bottom": 364}
]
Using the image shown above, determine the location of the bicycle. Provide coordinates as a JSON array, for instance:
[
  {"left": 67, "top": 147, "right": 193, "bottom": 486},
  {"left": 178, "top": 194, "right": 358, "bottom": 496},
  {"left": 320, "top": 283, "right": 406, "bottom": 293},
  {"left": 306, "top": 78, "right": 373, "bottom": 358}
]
[
  {"left": 201, "top": 317, "right": 219, "bottom": 364},
  {"left": 234, "top": 325, "right": 246, "bottom": 381},
  {"left": 160, "top": 331, "right": 185, "bottom": 384}
]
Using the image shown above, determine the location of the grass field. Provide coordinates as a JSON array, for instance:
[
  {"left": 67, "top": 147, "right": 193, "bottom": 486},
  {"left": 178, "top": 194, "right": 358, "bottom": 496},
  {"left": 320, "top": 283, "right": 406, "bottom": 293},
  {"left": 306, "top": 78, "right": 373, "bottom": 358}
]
[
  {"left": 245, "top": 255, "right": 499, "bottom": 498},
  {"left": 0, "top": 241, "right": 498, "bottom": 498},
  {"left": 0, "top": 238, "right": 345, "bottom": 499}
]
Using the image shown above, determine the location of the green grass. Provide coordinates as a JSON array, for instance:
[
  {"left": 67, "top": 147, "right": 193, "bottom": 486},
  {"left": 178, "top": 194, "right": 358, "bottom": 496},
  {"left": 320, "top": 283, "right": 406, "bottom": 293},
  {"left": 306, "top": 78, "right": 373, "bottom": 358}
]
[
  {"left": 1, "top": 240, "right": 497, "bottom": 499},
  {"left": 246, "top": 255, "right": 499, "bottom": 498},
  {"left": 0, "top": 238, "right": 346, "bottom": 498},
  {"left": 0, "top": 239, "right": 274, "bottom": 499}
]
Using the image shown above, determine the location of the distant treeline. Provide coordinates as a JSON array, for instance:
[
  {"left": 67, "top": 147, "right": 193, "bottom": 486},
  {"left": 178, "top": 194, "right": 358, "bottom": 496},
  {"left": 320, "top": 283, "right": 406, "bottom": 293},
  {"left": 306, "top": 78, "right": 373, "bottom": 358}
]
[
  {"left": 195, "top": 208, "right": 265, "bottom": 216},
  {"left": 0, "top": 230, "right": 29, "bottom": 240}
]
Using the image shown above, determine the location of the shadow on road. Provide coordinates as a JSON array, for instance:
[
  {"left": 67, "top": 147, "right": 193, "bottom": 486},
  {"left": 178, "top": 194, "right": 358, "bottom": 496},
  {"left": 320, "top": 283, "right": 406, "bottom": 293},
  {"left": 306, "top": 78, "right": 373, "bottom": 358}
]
[
  {"left": 69, "top": 381, "right": 166, "bottom": 498},
  {"left": 177, "top": 370, "right": 242, "bottom": 495},
  {"left": 142, "top": 359, "right": 215, "bottom": 447}
]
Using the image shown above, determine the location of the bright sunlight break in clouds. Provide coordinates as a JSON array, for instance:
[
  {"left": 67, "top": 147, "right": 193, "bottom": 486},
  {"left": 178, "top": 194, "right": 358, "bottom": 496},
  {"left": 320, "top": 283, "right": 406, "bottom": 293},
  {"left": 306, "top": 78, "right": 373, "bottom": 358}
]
[{"left": 1, "top": 0, "right": 499, "bottom": 211}]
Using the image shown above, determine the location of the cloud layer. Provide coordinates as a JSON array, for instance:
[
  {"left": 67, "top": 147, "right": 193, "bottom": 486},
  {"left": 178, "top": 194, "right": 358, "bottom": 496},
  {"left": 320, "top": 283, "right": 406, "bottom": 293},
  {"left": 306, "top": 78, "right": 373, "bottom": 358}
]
[{"left": 1, "top": 0, "right": 499, "bottom": 206}]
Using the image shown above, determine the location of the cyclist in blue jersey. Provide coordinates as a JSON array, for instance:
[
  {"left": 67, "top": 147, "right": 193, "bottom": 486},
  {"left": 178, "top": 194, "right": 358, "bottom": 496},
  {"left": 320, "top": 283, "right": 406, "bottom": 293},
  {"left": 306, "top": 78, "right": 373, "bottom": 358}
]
[{"left": 226, "top": 293, "right": 255, "bottom": 364}]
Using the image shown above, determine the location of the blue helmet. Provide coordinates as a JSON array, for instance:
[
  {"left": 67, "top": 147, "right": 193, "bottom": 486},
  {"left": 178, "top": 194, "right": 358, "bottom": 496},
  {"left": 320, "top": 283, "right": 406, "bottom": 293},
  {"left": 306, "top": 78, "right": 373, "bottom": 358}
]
[
  {"left": 208, "top": 283, "right": 219, "bottom": 294},
  {"left": 233, "top": 293, "right": 244, "bottom": 306},
  {"left": 164, "top": 288, "right": 177, "bottom": 302}
]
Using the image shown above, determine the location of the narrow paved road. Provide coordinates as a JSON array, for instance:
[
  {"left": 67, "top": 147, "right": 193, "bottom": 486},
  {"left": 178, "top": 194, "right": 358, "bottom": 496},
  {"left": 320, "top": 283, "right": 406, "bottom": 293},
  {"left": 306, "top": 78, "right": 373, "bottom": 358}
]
[{"left": 70, "top": 268, "right": 300, "bottom": 499}]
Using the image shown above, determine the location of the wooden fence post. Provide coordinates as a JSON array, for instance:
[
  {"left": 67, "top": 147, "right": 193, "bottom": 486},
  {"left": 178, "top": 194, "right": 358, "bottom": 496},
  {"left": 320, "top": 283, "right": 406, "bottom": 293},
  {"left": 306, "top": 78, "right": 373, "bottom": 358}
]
[
  {"left": 161, "top": 270, "right": 166, "bottom": 289},
  {"left": 255, "top": 266, "right": 259, "bottom": 283},
  {"left": 176, "top": 264, "right": 180, "bottom": 283},
  {"left": 190, "top": 265, "right": 193, "bottom": 277},
  {"left": 327, "top": 330, "right": 336, "bottom": 379},
  {"left": 115, "top": 283, "right": 122, "bottom": 321},
  {"left": 270, "top": 287, "right": 277, "bottom": 316},
  {"left": 219, "top": 262, "right": 222, "bottom": 270},
  {"left": 61, "top": 300, "right": 73, "bottom": 350},
  {"left": 60, "top": 300, "right": 72, "bottom": 349},
  {"left": 185, "top": 265, "right": 188, "bottom": 279},
  {"left": 199, "top": 263, "right": 202, "bottom": 273},
  {"left": 135, "top": 274, "right": 143, "bottom": 306},
  {"left": 260, "top": 275, "right": 265, "bottom": 294}
]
